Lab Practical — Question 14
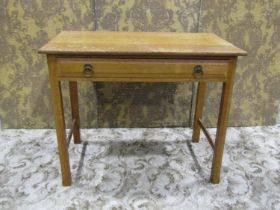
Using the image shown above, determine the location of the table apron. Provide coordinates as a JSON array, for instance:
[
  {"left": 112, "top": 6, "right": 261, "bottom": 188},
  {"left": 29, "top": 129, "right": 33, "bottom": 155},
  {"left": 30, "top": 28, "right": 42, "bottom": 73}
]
[{"left": 55, "top": 58, "right": 231, "bottom": 82}]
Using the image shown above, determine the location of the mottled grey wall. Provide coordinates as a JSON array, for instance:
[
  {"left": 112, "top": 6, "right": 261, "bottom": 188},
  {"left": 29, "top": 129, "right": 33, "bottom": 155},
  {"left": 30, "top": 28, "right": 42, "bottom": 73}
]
[
  {"left": 0, "top": 0, "right": 279, "bottom": 128},
  {"left": 93, "top": 0, "right": 201, "bottom": 128},
  {"left": 200, "top": 0, "right": 280, "bottom": 126},
  {"left": 93, "top": 0, "right": 280, "bottom": 127},
  {"left": 0, "top": 0, "right": 94, "bottom": 128}
]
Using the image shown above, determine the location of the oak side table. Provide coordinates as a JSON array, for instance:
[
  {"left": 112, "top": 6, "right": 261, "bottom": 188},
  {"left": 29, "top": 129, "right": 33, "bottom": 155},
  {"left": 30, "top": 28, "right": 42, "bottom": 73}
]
[{"left": 39, "top": 31, "right": 247, "bottom": 186}]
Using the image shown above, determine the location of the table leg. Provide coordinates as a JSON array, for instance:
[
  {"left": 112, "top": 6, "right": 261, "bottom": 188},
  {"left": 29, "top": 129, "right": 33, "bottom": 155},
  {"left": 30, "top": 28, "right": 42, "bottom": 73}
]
[
  {"left": 192, "top": 82, "right": 206, "bottom": 143},
  {"left": 47, "top": 55, "right": 71, "bottom": 186},
  {"left": 210, "top": 58, "right": 237, "bottom": 184},
  {"left": 69, "top": 81, "right": 81, "bottom": 144}
]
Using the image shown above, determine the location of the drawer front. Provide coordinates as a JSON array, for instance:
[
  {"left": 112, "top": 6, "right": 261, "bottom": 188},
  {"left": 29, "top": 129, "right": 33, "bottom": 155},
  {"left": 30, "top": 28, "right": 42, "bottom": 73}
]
[{"left": 56, "top": 58, "right": 229, "bottom": 81}]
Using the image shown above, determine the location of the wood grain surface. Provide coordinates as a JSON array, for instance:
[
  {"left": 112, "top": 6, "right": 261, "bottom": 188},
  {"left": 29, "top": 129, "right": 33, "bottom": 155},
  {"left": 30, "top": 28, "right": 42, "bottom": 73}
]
[
  {"left": 56, "top": 58, "right": 229, "bottom": 82},
  {"left": 39, "top": 31, "right": 247, "bottom": 56}
]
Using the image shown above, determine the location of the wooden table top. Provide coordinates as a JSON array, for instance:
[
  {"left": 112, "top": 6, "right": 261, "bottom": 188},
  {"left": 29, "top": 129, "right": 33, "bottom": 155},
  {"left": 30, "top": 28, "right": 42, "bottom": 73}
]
[{"left": 39, "top": 31, "right": 247, "bottom": 57}]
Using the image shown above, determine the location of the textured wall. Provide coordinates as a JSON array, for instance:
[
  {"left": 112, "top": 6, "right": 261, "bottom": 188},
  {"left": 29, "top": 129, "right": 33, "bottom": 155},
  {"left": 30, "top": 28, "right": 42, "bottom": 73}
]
[
  {"left": 0, "top": 0, "right": 279, "bottom": 128},
  {"left": 0, "top": 0, "right": 94, "bottom": 128},
  {"left": 200, "top": 0, "right": 280, "bottom": 126},
  {"left": 94, "top": 0, "right": 201, "bottom": 128}
]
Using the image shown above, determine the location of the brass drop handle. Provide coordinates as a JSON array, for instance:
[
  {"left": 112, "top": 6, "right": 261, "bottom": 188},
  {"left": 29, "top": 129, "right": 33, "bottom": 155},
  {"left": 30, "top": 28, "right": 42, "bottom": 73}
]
[
  {"left": 193, "top": 65, "right": 203, "bottom": 77},
  {"left": 83, "top": 64, "right": 93, "bottom": 77}
]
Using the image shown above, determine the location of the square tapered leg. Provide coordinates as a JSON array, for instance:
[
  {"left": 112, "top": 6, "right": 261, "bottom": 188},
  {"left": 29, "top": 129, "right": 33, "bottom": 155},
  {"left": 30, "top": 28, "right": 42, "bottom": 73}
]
[
  {"left": 69, "top": 81, "right": 81, "bottom": 144},
  {"left": 192, "top": 82, "right": 206, "bottom": 143},
  {"left": 48, "top": 55, "right": 71, "bottom": 186},
  {"left": 210, "top": 58, "right": 237, "bottom": 184}
]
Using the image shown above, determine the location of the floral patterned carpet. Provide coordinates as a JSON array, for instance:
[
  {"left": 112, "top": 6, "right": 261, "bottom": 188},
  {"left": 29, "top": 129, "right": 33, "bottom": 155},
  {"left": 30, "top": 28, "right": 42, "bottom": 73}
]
[{"left": 0, "top": 126, "right": 279, "bottom": 210}]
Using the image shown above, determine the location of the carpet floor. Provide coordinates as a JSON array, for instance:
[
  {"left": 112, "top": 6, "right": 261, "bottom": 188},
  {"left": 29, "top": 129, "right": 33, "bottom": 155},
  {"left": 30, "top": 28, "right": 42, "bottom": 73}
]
[{"left": 0, "top": 126, "right": 279, "bottom": 210}]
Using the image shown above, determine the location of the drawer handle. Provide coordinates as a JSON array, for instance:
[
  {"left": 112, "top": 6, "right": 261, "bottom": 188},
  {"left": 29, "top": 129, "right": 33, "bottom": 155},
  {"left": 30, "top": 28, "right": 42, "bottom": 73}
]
[
  {"left": 193, "top": 65, "right": 203, "bottom": 77},
  {"left": 83, "top": 64, "right": 93, "bottom": 77}
]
